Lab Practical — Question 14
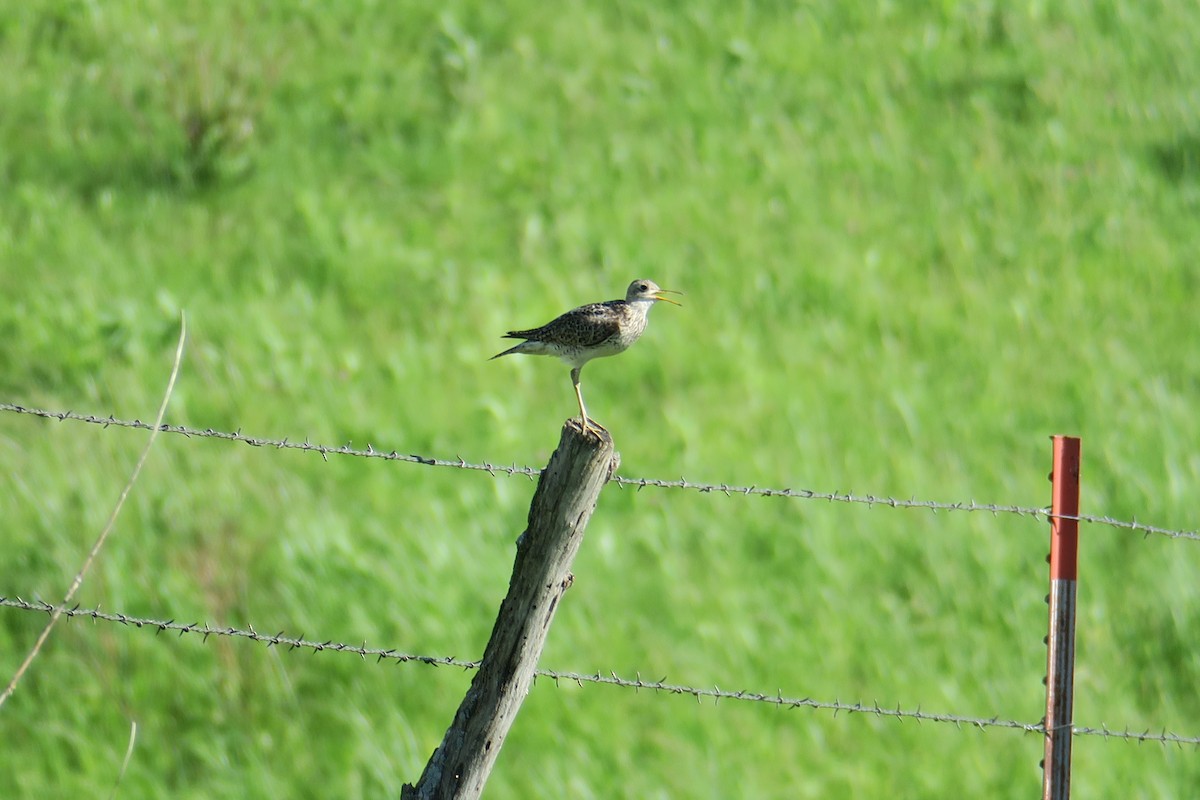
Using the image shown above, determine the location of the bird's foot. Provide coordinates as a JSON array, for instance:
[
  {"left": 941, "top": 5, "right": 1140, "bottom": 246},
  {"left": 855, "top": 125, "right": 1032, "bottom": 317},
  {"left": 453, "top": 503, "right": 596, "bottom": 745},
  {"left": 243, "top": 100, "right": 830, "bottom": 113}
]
[{"left": 579, "top": 416, "right": 608, "bottom": 440}]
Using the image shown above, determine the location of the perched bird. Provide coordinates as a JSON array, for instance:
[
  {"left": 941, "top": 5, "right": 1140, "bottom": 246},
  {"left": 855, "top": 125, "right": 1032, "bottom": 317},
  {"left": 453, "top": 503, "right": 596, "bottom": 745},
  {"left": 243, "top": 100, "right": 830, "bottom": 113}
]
[{"left": 491, "top": 279, "right": 681, "bottom": 438}]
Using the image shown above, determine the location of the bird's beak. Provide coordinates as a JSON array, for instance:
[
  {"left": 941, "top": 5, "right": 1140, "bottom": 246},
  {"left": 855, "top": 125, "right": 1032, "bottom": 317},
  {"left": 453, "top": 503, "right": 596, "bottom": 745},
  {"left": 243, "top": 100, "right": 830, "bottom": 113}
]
[{"left": 654, "top": 289, "right": 683, "bottom": 306}]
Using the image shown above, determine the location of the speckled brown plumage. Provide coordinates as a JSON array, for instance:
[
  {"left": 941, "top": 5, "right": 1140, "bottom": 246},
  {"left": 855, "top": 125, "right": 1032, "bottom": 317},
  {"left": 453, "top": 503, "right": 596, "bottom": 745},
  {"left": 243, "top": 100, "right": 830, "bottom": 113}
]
[{"left": 491, "top": 279, "right": 681, "bottom": 437}]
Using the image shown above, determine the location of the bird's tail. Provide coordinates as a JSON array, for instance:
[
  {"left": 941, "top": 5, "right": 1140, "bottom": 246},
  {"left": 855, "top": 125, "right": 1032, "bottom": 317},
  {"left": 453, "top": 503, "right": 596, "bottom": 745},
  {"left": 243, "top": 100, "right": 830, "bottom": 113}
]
[
  {"left": 489, "top": 338, "right": 553, "bottom": 360},
  {"left": 489, "top": 341, "right": 529, "bottom": 360}
]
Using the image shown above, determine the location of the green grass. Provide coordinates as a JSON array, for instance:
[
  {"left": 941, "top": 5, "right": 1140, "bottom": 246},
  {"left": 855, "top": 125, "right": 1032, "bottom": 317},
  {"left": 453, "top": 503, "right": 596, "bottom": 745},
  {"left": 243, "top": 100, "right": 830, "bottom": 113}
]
[{"left": 3, "top": 1, "right": 1200, "bottom": 797}]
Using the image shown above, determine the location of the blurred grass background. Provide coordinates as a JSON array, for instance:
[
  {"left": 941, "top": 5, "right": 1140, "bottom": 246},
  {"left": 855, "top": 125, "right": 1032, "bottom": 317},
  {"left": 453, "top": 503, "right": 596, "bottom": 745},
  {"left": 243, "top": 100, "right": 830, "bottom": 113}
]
[{"left": 2, "top": 1, "right": 1199, "bottom": 797}]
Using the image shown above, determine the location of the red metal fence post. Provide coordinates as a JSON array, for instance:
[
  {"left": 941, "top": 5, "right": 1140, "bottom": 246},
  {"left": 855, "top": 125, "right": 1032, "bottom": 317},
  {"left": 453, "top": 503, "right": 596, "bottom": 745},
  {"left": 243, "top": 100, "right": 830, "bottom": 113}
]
[{"left": 1043, "top": 436, "right": 1081, "bottom": 800}]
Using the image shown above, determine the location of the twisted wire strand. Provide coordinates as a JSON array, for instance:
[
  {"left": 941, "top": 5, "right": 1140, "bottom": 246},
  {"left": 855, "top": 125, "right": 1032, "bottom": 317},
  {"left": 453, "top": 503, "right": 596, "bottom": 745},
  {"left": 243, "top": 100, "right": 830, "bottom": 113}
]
[
  {"left": 3, "top": 403, "right": 1197, "bottom": 541},
  {"left": 3, "top": 597, "right": 1197, "bottom": 747}
]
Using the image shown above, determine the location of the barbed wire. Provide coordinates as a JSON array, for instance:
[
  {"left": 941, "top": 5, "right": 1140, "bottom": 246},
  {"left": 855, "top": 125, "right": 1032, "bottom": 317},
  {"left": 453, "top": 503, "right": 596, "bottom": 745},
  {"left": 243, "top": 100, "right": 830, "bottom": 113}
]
[
  {"left": 0, "top": 403, "right": 540, "bottom": 477},
  {"left": 610, "top": 475, "right": 1200, "bottom": 542},
  {"left": 2, "top": 402, "right": 1198, "bottom": 542},
  {"left": 3, "top": 596, "right": 1198, "bottom": 747}
]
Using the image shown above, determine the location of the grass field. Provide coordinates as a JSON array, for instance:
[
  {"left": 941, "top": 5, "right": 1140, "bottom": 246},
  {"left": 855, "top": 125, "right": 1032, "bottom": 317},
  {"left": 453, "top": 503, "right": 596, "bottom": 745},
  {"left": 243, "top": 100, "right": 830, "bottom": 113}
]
[{"left": 3, "top": 1, "right": 1200, "bottom": 797}]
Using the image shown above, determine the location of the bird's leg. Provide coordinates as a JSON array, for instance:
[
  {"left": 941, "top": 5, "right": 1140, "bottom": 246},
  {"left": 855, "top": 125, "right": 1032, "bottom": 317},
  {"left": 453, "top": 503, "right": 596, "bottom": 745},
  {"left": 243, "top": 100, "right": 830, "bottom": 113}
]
[{"left": 571, "top": 367, "right": 605, "bottom": 439}]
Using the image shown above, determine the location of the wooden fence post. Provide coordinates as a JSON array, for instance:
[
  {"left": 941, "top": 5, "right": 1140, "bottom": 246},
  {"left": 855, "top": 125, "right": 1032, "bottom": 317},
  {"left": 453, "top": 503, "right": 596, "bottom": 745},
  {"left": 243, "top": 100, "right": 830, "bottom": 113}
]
[
  {"left": 401, "top": 419, "right": 618, "bottom": 800},
  {"left": 1043, "top": 435, "right": 1081, "bottom": 800}
]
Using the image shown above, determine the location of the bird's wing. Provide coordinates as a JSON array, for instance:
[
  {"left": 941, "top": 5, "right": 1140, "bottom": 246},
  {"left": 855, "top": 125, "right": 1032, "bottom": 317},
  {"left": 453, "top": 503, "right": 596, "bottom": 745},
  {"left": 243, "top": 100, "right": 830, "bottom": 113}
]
[
  {"left": 504, "top": 300, "right": 623, "bottom": 346},
  {"left": 563, "top": 301, "right": 624, "bottom": 347},
  {"left": 502, "top": 326, "right": 545, "bottom": 340}
]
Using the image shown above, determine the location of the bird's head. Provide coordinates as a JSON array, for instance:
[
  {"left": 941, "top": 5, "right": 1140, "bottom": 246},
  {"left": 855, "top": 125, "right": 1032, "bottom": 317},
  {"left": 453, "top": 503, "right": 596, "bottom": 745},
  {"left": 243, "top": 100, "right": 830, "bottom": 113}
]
[{"left": 626, "top": 279, "right": 682, "bottom": 306}]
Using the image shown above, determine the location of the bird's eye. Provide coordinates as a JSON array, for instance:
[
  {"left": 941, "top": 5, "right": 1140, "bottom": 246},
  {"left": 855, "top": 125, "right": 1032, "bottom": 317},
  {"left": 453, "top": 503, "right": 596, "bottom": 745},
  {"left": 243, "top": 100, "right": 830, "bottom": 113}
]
[{"left": 637, "top": 283, "right": 648, "bottom": 291}]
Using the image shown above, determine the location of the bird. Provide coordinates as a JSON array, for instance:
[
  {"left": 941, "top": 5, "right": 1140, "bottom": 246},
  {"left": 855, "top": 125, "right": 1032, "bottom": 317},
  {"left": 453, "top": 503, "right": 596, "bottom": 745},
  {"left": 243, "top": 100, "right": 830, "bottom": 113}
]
[{"left": 491, "top": 279, "right": 681, "bottom": 439}]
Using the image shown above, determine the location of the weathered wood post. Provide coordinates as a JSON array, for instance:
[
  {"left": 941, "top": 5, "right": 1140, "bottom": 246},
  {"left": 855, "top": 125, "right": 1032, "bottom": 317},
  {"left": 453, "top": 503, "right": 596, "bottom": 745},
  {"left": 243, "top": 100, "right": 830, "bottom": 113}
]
[{"left": 401, "top": 419, "right": 618, "bottom": 800}]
